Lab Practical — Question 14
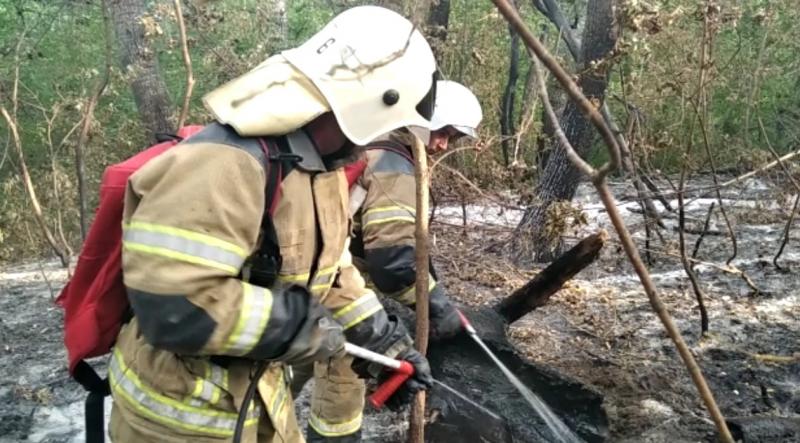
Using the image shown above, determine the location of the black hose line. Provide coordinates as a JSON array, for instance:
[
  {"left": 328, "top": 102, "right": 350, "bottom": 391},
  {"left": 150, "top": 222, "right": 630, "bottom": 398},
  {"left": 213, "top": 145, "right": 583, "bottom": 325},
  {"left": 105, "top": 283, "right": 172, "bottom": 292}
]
[{"left": 233, "top": 362, "right": 269, "bottom": 443}]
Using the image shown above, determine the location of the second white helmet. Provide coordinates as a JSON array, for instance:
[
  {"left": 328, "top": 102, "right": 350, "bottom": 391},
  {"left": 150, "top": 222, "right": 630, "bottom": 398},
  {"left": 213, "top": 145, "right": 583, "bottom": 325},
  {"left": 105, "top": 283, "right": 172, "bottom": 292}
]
[{"left": 430, "top": 80, "right": 483, "bottom": 138}]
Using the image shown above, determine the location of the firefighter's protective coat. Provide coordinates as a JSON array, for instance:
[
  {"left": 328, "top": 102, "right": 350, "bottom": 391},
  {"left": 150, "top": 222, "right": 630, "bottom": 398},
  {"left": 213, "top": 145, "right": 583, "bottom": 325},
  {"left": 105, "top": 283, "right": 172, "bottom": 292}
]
[{"left": 111, "top": 129, "right": 393, "bottom": 442}]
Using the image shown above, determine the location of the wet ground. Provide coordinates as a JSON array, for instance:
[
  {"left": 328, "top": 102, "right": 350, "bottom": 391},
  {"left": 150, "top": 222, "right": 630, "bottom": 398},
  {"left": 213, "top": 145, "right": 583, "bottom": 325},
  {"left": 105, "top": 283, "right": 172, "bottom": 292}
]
[{"left": 0, "top": 176, "right": 798, "bottom": 442}]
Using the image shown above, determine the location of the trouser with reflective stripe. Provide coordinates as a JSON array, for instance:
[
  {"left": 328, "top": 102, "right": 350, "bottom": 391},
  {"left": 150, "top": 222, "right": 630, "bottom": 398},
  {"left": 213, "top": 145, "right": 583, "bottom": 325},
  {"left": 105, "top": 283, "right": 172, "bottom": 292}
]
[{"left": 292, "top": 355, "right": 364, "bottom": 440}]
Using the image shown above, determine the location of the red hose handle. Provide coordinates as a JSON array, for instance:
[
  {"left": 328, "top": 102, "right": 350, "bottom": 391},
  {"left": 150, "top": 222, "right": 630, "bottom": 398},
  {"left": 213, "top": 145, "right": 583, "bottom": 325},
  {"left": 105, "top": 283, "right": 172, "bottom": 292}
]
[{"left": 368, "top": 361, "right": 415, "bottom": 409}]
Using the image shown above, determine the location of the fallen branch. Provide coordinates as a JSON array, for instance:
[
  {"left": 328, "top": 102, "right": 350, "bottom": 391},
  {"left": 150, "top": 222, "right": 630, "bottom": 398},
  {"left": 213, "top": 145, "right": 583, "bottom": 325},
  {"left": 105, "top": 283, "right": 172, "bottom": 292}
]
[
  {"left": 496, "top": 231, "right": 607, "bottom": 323},
  {"left": 491, "top": 1, "right": 733, "bottom": 440}
]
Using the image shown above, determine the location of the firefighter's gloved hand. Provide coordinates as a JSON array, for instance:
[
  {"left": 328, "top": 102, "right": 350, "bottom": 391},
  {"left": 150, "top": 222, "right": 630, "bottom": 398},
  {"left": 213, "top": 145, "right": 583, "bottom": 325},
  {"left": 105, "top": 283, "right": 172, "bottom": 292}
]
[
  {"left": 274, "top": 296, "right": 345, "bottom": 366},
  {"left": 428, "top": 286, "right": 462, "bottom": 341},
  {"left": 382, "top": 347, "right": 433, "bottom": 411}
]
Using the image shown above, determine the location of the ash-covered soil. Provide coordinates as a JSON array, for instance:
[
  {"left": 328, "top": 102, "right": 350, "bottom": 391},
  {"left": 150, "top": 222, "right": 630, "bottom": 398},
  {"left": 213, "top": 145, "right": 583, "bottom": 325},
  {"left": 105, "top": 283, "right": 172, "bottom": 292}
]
[
  {"left": 0, "top": 176, "right": 798, "bottom": 442},
  {"left": 434, "top": 177, "right": 800, "bottom": 442}
]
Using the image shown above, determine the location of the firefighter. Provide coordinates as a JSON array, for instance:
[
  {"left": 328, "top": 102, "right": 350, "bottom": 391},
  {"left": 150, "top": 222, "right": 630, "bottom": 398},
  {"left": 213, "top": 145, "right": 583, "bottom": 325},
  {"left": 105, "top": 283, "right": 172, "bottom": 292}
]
[
  {"left": 110, "top": 7, "right": 437, "bottom": 443},
  {"left": 291, "top": 80, "right": 483, "bottom": 442},
  {"left": 352, "top": 80, "right": 483, "bottom": 336}
]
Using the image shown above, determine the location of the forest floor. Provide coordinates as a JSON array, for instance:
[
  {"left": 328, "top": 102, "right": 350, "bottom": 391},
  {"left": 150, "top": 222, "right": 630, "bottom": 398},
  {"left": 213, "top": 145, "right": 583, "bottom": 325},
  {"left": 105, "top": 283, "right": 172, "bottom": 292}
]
[{"left": 0, "top": 176, "right": 798, "bottom": 442}]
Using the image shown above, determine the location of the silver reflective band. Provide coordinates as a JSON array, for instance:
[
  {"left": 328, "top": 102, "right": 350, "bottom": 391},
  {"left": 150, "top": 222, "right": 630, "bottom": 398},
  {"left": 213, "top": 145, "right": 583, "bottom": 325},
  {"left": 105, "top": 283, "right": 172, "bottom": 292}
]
[
  {"left": 109, "top": 350, "right": 259, "bottom": 437},
  {"left": 308, "top": 411, "right": 363, "bottom": 437},
  {"left": 224, "top": 283, "right": 273, "bottom": 355},
  {"left": 332, "top": 291, "right": 383, "bottom": 330},
  {"left": 123, "top": 224, "right": 246, "bottom": 274}
]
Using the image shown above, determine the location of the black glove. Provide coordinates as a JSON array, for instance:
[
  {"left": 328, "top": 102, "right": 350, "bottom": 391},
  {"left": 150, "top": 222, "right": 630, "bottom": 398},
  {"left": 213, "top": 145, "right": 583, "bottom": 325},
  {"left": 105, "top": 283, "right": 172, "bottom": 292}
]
[
  {"left": 381, "top": 347, "right": 434, "bottom": 411},
  {"left": 428, "top": 286, "right": 462, "bottom": 341},
  {"left": 273, "top": 296, "right": 345, "bottom": 366}
]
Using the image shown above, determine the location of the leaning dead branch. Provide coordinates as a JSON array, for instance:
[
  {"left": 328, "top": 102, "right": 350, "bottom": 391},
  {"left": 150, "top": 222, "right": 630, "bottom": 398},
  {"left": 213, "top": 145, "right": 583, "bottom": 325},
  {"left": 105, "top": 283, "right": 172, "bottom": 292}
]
[
  {"left": 410, "top": 136, "right": 430, "bottom": 443},
  {"left": 174, "top": 0, "right": 194, "bottom": 128},
  {"left": 678, "top": 155, "right": 709, "bottom": 334},
  {"left": 1, "top": 37, "right": 70, "bottom": 268},
  {"left": 756, "top": 116, "right": 800, "bottom": 270},
  {"left": 491, "top": 0, "right": 733, "bottom": 440},
  {"left": 75, "top": 0, "right": 113, "bottom": 240},
  {"left": 774, "top": 195, "right": 799, "bottom": 271}
]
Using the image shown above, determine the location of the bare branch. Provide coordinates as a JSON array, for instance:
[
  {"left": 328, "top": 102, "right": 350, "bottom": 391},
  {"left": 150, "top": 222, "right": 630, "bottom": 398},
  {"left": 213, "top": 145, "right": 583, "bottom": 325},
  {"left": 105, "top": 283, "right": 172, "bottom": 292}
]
[
  {"left": 174, "top": 0, "right": 195, "bottom": 127},
  {"left": 774, "top": 195, "right": 799, "bottom": 271},
  {"left": 678, "top": 155, "right": 709, "bottom": 334},
  {"left": 491, "top": 1, "right": 733, "bottom": 440},
  {"left": 409, "top": 136, "right": 430, "bottom": 443},
  {"left": 75, "top": 0, "right": 113, "bottom": 240}
]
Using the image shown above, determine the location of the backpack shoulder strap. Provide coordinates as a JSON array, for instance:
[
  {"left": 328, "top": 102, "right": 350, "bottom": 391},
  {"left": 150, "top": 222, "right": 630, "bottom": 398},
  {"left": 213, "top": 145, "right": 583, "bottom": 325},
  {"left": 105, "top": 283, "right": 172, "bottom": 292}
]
[{"left": 365, "top": 139, "right": 414, "bottom": 164}]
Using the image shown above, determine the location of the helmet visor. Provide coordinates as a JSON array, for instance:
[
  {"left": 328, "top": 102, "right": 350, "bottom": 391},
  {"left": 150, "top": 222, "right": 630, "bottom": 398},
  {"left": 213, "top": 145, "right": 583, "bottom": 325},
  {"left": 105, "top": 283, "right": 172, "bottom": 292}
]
[{"left": 415, "top": 73, "right": 438, "bottom": 122}]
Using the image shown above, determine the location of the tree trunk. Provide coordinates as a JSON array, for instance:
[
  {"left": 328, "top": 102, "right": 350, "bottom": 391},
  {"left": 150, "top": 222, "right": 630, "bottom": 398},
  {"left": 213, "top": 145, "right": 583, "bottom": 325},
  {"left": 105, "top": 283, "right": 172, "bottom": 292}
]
[
  {"left": 264, "top": 0, "right": 288, "bottom": 52},
  {"left": 513, "top": 0, "right": 618, "bottom": 263},
  {"left": 427, "top": 0, "right": 450, "bottom": 59},
  {"left": 500, "top": 21, "right": 520, "bottom": 167},
  {"left": 108, "top": 0, "right": 174, "bottom": 141}
]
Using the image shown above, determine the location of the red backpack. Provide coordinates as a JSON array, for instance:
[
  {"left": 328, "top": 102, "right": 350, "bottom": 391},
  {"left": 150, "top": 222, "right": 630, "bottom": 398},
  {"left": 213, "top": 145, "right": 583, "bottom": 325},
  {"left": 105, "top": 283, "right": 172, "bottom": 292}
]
[{"left": 57, "top": 125, "right": 204, "bottom": 374}]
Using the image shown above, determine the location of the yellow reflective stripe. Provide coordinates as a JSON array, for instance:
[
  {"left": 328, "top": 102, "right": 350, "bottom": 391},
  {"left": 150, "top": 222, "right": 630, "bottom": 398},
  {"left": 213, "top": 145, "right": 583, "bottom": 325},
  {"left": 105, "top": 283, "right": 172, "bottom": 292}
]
[
  {"left": 362, "top": 205, "right": 416, "bottom": 228},
  {"left": 122, "top": 243, "right": 240, "bottom": 274},
  {"left": 109, "top": 349, "right": 259, "bottom": 437},
  {"left": 393, "top": 276, "right": 437, "bottom": 305},
  {"left": 269, "top": 370, "right": 289, "bottom": 419},
  {"left": 363, "top": 205, "right": 415, "bottom": 216},
  {"left": 310, "top": 265, "right": 339, "bottom": 293},
  {"left": 363, "top": 216, "right": 416, "bottom": 227},
  {"left": 308, "top": 411, "right": 363, "bottom": 437},
  {"left": 332, "top": 291, "right": 383, "bottom": 330},
  {"left": 223, "top": 282, "right": 274, "bottom": 355},
  {"left": 278, "top": 273, "right": 310, "bottom": 284},
  {"left": 124, "top": 221, "right": 246, "bottom": 256}
]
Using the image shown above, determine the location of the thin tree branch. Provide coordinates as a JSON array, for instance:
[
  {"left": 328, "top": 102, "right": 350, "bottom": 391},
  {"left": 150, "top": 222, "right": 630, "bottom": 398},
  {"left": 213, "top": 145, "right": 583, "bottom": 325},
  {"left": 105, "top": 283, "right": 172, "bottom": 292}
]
[
  {"left": 409, "top": 136, "right": 430, "bottom": 443},
  {"left": 74, "top": 0, "right": 113, "bottom": 240},
  {"left": 174, "top": 0, "right": 194, "bottom": 127},
  {"left": 491, "top": 1, "right": 733, "bottom": 440},
  {"left": 692, "top": 202, "right": 715, "bottom": 260},
  {"left": 678, "top": 153, "right": 709, "bottom": 334},
  {"left": 774, "top": 195, "right": 799, "bottom": 271}
]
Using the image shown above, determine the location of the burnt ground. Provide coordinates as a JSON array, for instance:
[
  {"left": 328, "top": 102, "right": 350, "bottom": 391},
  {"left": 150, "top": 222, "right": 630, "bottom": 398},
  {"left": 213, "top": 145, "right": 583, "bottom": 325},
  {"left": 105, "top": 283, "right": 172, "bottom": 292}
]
[
  {"left": 431, "top": 177, "right": 800, "bottom": 442},
  {"left": 0, "top": 176, "right": 798, "bottom": 442}
]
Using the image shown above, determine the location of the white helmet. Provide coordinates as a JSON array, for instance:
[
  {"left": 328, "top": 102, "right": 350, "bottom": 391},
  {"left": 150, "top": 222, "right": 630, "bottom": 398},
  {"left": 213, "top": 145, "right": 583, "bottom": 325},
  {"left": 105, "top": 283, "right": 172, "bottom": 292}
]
[
  {"left": 429, "top": 80, "right": 482, "bottom": 139},
  {"left": 203, "top": 6, "right": 437, "bottom": 145}
]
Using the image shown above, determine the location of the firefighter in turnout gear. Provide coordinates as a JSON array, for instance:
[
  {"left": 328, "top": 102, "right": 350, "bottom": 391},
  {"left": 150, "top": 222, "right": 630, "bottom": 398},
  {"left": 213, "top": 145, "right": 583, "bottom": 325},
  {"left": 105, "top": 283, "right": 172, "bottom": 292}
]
[
  {"left": 109, "top": 6, "right": 437, "bottom": 443},
  {"left": 290, "top": 81, "right": 483, "bottom": 442}
]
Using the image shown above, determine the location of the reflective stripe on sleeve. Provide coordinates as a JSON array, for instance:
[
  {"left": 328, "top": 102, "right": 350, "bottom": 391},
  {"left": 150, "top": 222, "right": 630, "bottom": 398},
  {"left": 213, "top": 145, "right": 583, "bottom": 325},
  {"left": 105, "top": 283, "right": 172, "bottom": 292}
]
[
  {"left": 122, "top": 221, "right": 247, "bottom": 274},
  {"left": 310, "top": 265, "right": 338, "bottom": 295},
  {"left": 308, "top": 411, "right": 363, "bottom": 437},
  {"left": 109, "top": 349, "right": 258, "bottom": 437},
  {"left": 362, "top": 205, "right": 415, "bottom": 227},
  {"left": 392, "top": 276, "right": 437, "bottom": 305},
  {"left": 332, "top": 291, "right": 383, "bottom": 330},
  {"left": 222, "top": 282, "right": 274, "bottom": 355}
]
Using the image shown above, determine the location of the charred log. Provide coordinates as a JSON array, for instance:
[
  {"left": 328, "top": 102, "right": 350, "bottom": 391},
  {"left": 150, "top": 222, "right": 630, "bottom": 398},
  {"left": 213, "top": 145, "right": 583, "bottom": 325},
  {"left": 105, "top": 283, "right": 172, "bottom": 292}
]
[{"left": 497, "top": 231, "right": 607, "bottom": 323}]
